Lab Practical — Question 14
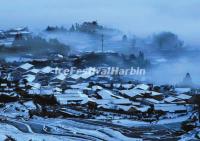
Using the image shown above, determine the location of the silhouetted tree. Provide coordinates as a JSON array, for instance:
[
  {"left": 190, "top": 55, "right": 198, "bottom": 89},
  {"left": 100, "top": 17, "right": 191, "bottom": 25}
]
[
  {"left": 153, "top": 32, "right": 183, "bottom": 50},
  {"left": 69, "top": 25, "right": 75, "bottom": 32}
]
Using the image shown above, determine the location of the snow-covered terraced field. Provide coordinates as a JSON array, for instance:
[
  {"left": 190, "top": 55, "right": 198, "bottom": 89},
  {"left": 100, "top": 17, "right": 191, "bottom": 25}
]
[{"left": 0, "top": 117, "right": 183, "bottom": 141}]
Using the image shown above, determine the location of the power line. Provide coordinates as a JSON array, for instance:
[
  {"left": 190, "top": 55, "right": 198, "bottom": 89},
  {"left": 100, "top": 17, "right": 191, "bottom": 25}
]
[{"left": 101, "top": 34, "right": 104, "bottom": 52}]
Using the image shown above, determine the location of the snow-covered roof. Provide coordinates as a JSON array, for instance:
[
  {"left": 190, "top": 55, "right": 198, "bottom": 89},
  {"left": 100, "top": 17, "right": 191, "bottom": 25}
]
[
  {"left": 8, "top": 31, "right": 29, "bottom": 35},
  {"left": 57, "top": 54, "right": 64, "bottom": 58},
  {"left": 64, "top": 89, "right": 83, "bottom": 95},
  {"left": 10, "top": 27, "right": 27, "bottom": 31},
  {"left": 117, "top": 105, "right": 132, "bottom": 111},
  {"left": 55, "top": 74, "right": 66, "bottom": 81},
  {"left": 98, "top": 104, "right": 113, "bottom": 109},
  {"left": 80, "top": 68, "right": 95, "bottom": 79},
  {"left": 122, "top": 84, "right": 133, "bottom": 89},
  {"left": 23, "top": 101, "right": 36, "bottom": 110},
  {"left": 175, "top": 88, "right": 191, "bottom": 94},
  {"left": 24, "top": 74, "right": 36, "bottom": 82},
  {"left": 70, "top": 74, "right": 80, "bottom": 80},
  {"left": 113, "top": 83, "right": 121, "bottom": 88},
  {"left": 151, "top": 91, "right": 162, "bottom": 96},
  {"left": 19, "top": 63, "right": 33, "bottom": 70},
  {"left": 53, "top": 87, "right": 62, "bottom": 92},
  {"left": 134, "top": 84, "right": 149, "bottom": 90},
  {"left": 55, "top": 93, "right": 88, "bottom": 105},
  {"left": 29, "top": 88, "right": 53, "bottom": 95},
  {"left": 134, "top": 105, "right": 150, "bottom": 112},
  {"left": 95, "top": 99, "right": 111, "bottom": 105},
  {"left": 176, "top": 94, "right": 192, "bottom": 100},
  {"left": 97, "top": 89, "right": 116, "bottom": 99},
  {"left": 29, "top": 69, "right": 40, "bottom": 74},
  {"left": 164, "top": 96, "right": 178, "bottom": 103},
  {"left": 111, "top": 98, "right": 132, "bottom": 105},
  {"left": 145, "top": 98, "right": 161, "bottom": 104},
  {"left": 19, "top": 31, "right": 30, "bottom": 34},
  {"left": 132, "top": 102, "right": 141, "bottom": 106},
  {"left": 95, "top": 98, "right": 131, "bottom": 105},
  {"left": 120, "top": 88, "right": 145, "bottom": 97},
  {"left": 29, "top": 82, "right": 41, "bottom": 89},
  {"left": 69, "top": 67, "right": 95, "bottom": 80},
  {"left": 40, "top": 66, "right": 53, "bottom": 74},
  {"left": 1, "top": 83, "right": 7, "bottom": 87},
  {"left": 70, "top": 83, "right": 89, "bottom": 89},
  {"left": 154, "top": 104, "right": 188, "bottom": 112},
  {"left": 92, "top": 85, "right": 103, "bottom": 91}
]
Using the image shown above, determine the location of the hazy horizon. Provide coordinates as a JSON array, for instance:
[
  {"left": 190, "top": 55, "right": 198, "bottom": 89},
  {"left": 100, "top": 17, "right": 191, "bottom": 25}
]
[{"left": 0, "top": 0, "right": 200, "bottom": 45}]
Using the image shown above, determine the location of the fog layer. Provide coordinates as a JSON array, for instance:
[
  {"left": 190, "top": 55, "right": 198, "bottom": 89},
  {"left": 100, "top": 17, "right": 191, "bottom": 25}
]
[{"left": 1, "top": 0, "right": 200, "bottom": 45}]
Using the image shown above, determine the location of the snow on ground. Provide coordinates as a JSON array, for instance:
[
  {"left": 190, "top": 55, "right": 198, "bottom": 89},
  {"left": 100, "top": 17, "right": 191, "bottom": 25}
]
[
  {"left": 0, "top": 123, "right": 81, "bottom": 141},
  {"left": 0, "top": 102, "right": 30, "bottom": 118},
  {"left": 157, "top": 113, "right": 191, "bottom": 124},
  {"left": 101, "top": 128, "right": 142, "bottom": 141},
  {"left": 112, "top": 119, "right": 150, "bottom": 127},
  {"left": 112, "top": 113, "right": 192, "bottom": 127},
  {"left": 28, "top": 118, "right": 143, "bottom": 141}
]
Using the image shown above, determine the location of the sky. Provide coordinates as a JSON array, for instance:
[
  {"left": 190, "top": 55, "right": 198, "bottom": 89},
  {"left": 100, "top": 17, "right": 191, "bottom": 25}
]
[{"left": 0, "top": 0, "right": 200, "bottom": 44}]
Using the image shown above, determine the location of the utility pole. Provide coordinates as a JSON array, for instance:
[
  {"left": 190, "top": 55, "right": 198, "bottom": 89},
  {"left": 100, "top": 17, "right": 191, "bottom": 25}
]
[{"left": 101, "top": 34, "right": 104, "bottom": 52}]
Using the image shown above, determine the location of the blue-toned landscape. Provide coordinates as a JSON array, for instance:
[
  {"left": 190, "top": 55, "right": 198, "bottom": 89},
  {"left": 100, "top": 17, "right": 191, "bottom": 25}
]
[{"left": 0, "top": 1, "right": 200, "bottom": 140}]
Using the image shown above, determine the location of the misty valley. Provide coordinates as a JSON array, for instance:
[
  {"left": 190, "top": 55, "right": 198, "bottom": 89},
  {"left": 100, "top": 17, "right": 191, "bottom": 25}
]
[{"left": 0, "top": 21, "right": 200, "bottom": 141}]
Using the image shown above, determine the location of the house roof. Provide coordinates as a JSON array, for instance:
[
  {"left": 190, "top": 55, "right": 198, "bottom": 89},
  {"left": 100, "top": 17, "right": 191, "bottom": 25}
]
[
  {"left": 134, "top": 105, "right": 150, "bottom": 112},
  {"left": 154, "top": 104, "right": 188, "bottom": 112},
  {"left": 97, "top": 89, "right": 117, "bottom": 99},
  {"left": 175, "top": 88, "right": 191, "bottom": 94},
  {"left": 134, "top": 84, "right": 149, "bottom": 90},
  {"left": 176, "top": 94, "right": 192, "bottom": 100},
  {"left": 113, "top": 83, "right": 121, "bottom": 88},
  {"left": 55, "top": 74, "right": 66, "bottom": 81},
  {"left": 28, "top": 69, "right": 40, "bottom": 74},
  {"left": 29, "top": 83, "right": 41, "bottom": 89},
  {"left": 69, "top": 67, "right": 95, "bottom": 80},
  {"left": 29, "top": 88, "right": 53, "bottom": 95},
  {"left": 117, "top": 105, "right": 132, "bottom": 111},
  {"left": 57, "top": 54, "right": 63, "bottom": 58},
  {"left": 64, "top": 89, "right": 83, "bottom": 95},
  {"left": 70, "top": 74, "right": 80, "bottom": 80},
  {"left": 19, "top": 63, "right": 33, "bottom": 70},
  {"left": 145, "top": 98, "right": 161, "bottom": 104},
  {"left": 92, "top": 85, "right": 103, "bottom": 91},
  {"left": 164, "top": 96, "right": 178, "bottom": 103},
  {"left": 53, "top": 87, "right": 62, "bottom": 92},
  {"left": 120, "top": 88, "right": 145, "bottom": 97},
  {"left": 40, "top": 66, "right": 53, "bottom": 74},
  {"left": 111, "top": 98, "right": 132, "bottom": 105},
  {"left": 122, "top": 84, "right": 133, "bottom": 89},
  {"left": 55, "top": 93, "right": 88, "bottom": 105},
  {"left": 70, "top": 83, "right": 89, "bottom": 89},
  {"left": 23, "top": 101, "right": 36, "bottom": 110},
  {"left": 80, "top": 68, "right": 95, "bottom": 79},
  {"left": 151, "top": 91, "right": 162, "bottom": 96},
  {"left": 24, "top": 74, "right": 36, "bottom": 82}
]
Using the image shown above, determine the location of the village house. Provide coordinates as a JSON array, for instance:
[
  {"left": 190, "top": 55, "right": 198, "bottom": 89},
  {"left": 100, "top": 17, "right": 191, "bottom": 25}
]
[
  {"left": 154, "top": 104, "right": 192, "bottom": 114},
  {"left": 119, "top": 88, "right": 146, "bottom": 99},
  {"left": 164, "top": 96, "right": 185, "bottom": 104},
  {"left": 54, "top": 89, "right": 89, "bottom": 105},
  {"left": 18, "top": 63, "right": 34, "bottom": 72},
  {"left": 6, "top": 27, "right": 30, "bottom": 38}
]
